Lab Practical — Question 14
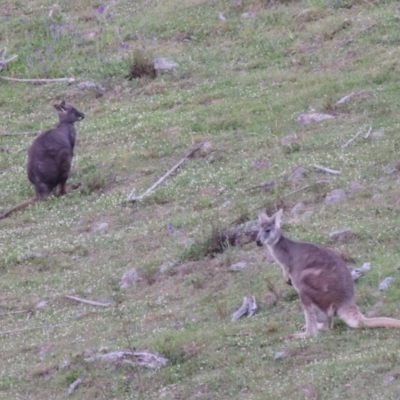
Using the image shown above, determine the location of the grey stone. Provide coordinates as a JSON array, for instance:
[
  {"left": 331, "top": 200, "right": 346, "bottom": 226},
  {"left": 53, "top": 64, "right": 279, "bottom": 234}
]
[
  {"left": 324, "top": 189, "right": 346, "bottom": 205},
  {"left": 290, "top": 202, "right": 305, "bottom": 215},
  {"left": 281, "top": 133, "right": 298, "bottom": 147},
  {"left": 328, "top": 227, "right": 353, "bottom": 242},
  {"left": 349, "top": 181, "right": 362, "bottom": 191},
  {"left": 77, "top": 80, "right": 105, "bottom": 92},
  {"left": 378, "top": 277, "right": 393, "bottom": 291},
  {"left": 35, "top": 300, "right": 48, "bottom": 309},
  {"left": 229, "top": 262, "right": 247, "bottom": 272},
  {"left": 274, "top": 350, "right": 290, "bottom": 361},
  {"left": 120, "top": 269, "right": 138, "bottom": 289},
  {"left": 288, "top": 166, "right": 308, "bottom": 182},
  {"left": 160, "top": 260, "right": 180, "bottom": 273},
  {"left": 154, "top": 58, "right": 178, "bottom": 72},
  {"left": 90, "top": 222, "right": 109, "bottom": 232}
]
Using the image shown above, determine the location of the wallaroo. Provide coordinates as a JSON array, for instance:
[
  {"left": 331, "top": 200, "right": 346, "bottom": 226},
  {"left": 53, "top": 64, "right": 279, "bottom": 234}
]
[
  {"left": 256, "top": 209, "right": 400, "bottom": 338},
  {"left": 0, "top": 100, "right": 84, "bottom": 220}
]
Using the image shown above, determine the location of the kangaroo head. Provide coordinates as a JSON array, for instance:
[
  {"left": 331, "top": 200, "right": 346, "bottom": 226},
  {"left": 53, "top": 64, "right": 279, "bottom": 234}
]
[
  {"left": 53, "top": 100, "right": 85, "bottom": 123},
  {"left": 256, "top": 209, "right": 283, "bottom": 247}
]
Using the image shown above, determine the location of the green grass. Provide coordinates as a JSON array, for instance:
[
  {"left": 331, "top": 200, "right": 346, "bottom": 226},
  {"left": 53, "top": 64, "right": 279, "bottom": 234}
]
[{"left": 2, "top": 0, "right": 400, "bottom": 398}]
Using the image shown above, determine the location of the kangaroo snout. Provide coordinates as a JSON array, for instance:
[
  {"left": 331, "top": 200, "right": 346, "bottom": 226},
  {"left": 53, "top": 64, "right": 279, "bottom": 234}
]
[
  {"left": 77, "top": 112, "right": 85, "bottom": 120},
  {"left": 256, "top": 239, "right": 263, "bottom": 247}
]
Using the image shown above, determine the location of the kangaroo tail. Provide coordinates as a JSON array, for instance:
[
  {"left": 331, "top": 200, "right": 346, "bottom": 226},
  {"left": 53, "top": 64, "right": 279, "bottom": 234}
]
[
  {"left": 361, "top": 315, "right": 400, "bottom": 329},
  {"left": 0, "top": 198, "right": 39, "bottom": 220},
  {"left": 338, "top": 303, "right": 400, "bottom": 329}
]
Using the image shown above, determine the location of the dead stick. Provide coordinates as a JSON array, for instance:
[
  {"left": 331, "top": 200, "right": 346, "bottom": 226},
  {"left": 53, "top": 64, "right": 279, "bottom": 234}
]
[
  {"left": 342, "top": 126, "right": 367, "bottom": 148},
  {"left": 283, "top": 184, "right": 311, "bottom": 198},
  {"left": 0, "top": 324, "right": 64, "bottom": 336},
  {"left": 0, "top": 310, "right": 30, "bottom": 316},
  {"left": 312, "top": 164, "right": 341, "bottom": 175},
  {"left": 128, "top": 142, "right": 204, "bottom": 202},
  {"left": 283, "top": 180, "right": 328, "bottom": 198},
  {"left": 65, "top": 295, "right": 111, "bottom": 307},
  {"left": 0, "top": 76, "right": 75, "bottom": 84},
  {"left": 363, "top": 126, "right": 372, "bottom": 139},
  {"left": 1, "top": 131, "right": 39, "bottom": 136}
]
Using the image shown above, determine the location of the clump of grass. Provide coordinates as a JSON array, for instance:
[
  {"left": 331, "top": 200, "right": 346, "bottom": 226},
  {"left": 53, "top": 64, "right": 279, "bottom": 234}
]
[
  {"left": 126, "top": 48, "right": 156, "bottom": 80},
  {"left": 180, "top": 224, "right": 232, "bottom": 261}
]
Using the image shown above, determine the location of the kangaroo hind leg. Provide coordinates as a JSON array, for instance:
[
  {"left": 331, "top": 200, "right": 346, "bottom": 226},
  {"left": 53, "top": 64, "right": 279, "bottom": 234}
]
[{"left": 290, "top": 296, "right": 319, "bottom": 339}]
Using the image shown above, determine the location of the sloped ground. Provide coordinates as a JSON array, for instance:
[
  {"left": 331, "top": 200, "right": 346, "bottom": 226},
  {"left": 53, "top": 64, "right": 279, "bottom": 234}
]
[{"left": 1, "top": 0, "right": 400, "bottom": 398}]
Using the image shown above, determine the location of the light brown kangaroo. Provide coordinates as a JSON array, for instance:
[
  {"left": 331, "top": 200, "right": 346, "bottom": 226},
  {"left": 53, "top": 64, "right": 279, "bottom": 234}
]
[{"left": 256, "top": 209, "right": 400, "bottom": 338}]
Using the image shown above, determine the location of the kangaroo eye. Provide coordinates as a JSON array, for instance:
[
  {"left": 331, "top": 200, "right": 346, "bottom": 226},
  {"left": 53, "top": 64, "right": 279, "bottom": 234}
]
[{"left": 265, "top": 228, "right": 271, "bottom": 234}]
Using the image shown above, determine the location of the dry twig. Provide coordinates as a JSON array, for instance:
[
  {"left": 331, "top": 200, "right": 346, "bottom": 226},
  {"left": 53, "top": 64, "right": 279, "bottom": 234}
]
[
  {"left": 312, "top": 164, "right": 341, "bottom": 175},
  {"left": 283, "top": 180, "right": 328, "bottom": 198},
  {"left": 0, "top": 76, "right": 75, "bottom": 84},
  {"left": 342, "top": 126, "right": 371, "bottom": 148},
  {"left": 127, "top": 142, "right": 204, "bottom": 202},
  {"left": 0, "top": 324, "right": 64, "bottom": 336},
  {"left": 64, "top": 295, "right": 110, "bottom": 307},
  {"left": 0, "top": 310, "right": 30, "bottom": 317}
]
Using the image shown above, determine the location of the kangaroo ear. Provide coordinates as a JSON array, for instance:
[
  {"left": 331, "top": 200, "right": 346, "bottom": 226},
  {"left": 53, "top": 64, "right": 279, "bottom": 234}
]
[
  {"left": 258, "top": 212, "right": 269, "bottom": 224},
  {"left": 272, "top": 209, "right": 283, "bottom": 228},
  {"left": 54, "top": 100, "right": 68, "bottom": 112}
]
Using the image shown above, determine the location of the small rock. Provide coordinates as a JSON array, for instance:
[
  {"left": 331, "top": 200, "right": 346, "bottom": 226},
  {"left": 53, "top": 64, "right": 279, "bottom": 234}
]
[
  {"left": 77, "top": 80, "right": 105, "bottom": 92},
  {"left": 60, "top": 358, "right": 71, "bottom": 369},
  {"left": 153, "top": 58, "right": 178, "bottom": 72},
  {"left": 349, "top": 262, "right": 371, "bottom": 281},
  {"left": 281, "top": 133, "right": 298, "bottom": 147},
  {"left": 242, "top": 11, "right": 256, "bottom": 18},
  {"left": 35, "top": 300, "right": 48, "bottom": 309},
  {"left": 229, "top": 262, "right": 247, "bottom": 272},
  {"left": 297, "top": 112, "right": 334, "bottom": 124},
  {"left": 328, "top": 227, "right": 353, "bottom": 242},
  {"left": 288, "top": 166, "right": 308, "bottom": 182},
  {"left": 371, "top": 130, "right": 384, "bottom": 139},
  {"left": 378, "top": 277, "right": 393, "bottom": 291},
  {"left": 198, "top": 141, "right": 213, "bottom": 157},
  {"left": 17, "top": 251, "right": 46, "bottom": 263},
  {"left": 159, "top": 259, "right": 180, "bottom": 273},
  {"left": 90, "top": 222, "right": 109, "bottom": 232},
  {"left": 324, "top": 189, "right": 346, "bottom": 205},
  {"left": 349, "top": 181, "right": 362, "bottom": 191},
  {"left": 290, "top": 202, "right": 305, "bottom": 216},
  {"left": 274, "top": 350, "right": 290, "bottom": 361},
  {"left": 301, "top": 210, "right": 314, "bottom": 221},
  {"left": 218, "top": 12, "right": 226, "bottom": 21},
  {"left": 120, "top": 269, "right": 138, "bottom": 289},
  {"left": 383, "top": 374, "right": 396, "bottom": 386}
]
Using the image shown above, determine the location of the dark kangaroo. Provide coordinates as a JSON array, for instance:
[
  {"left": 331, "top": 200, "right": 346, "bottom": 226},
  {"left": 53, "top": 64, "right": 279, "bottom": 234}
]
[
  {"left": 0, "top": 100, "right": 84, "bottom": 220},
  {"left": 256, "top": 209, "right": 400, "bottom": 338}
]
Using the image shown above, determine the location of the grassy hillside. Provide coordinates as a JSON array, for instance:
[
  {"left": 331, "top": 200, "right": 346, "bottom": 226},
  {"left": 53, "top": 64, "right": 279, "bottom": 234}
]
[{"left": 2, "top": 0, "right": 400, "bottom": 398}]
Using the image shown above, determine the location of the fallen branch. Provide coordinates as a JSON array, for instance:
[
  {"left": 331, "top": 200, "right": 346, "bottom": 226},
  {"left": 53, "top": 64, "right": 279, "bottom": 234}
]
[
  {"left": 0, "top": 324, "right": 64, "bottom": 336},
  {"left": 283, "top": 180, "right": 328, "bottom": 198},
  {"left": 231, "top": 296, "right": 257, "bottom": 322},
  {"left": 312, "top": 164, "right": 341, "bottom": 175},
  {"left": 0, "top": 76, "right": 75, "bottom": 84},
  {"left": 245, "top": 181, "right": 274, "bottom": 191},
  {"left": 67, "top": 377, "right": 83, "bottom": 396},
  {"left": 64, "top": 295, "right": 110, "bottom": 307},
  {"left": 0, "top": 310, "right": 30, "bottom": 317},
  {"left": 127, "top": 142, "right": 204, "bottom": 202},
  {"left": 85, "top": 350, "right": 168, "bottom": 369},
  {"left": 342, "top": 126, "right": 370, "bottom": 148},
  {"left": 1, "top": 131, "right": 39, "bottom": 136}
]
